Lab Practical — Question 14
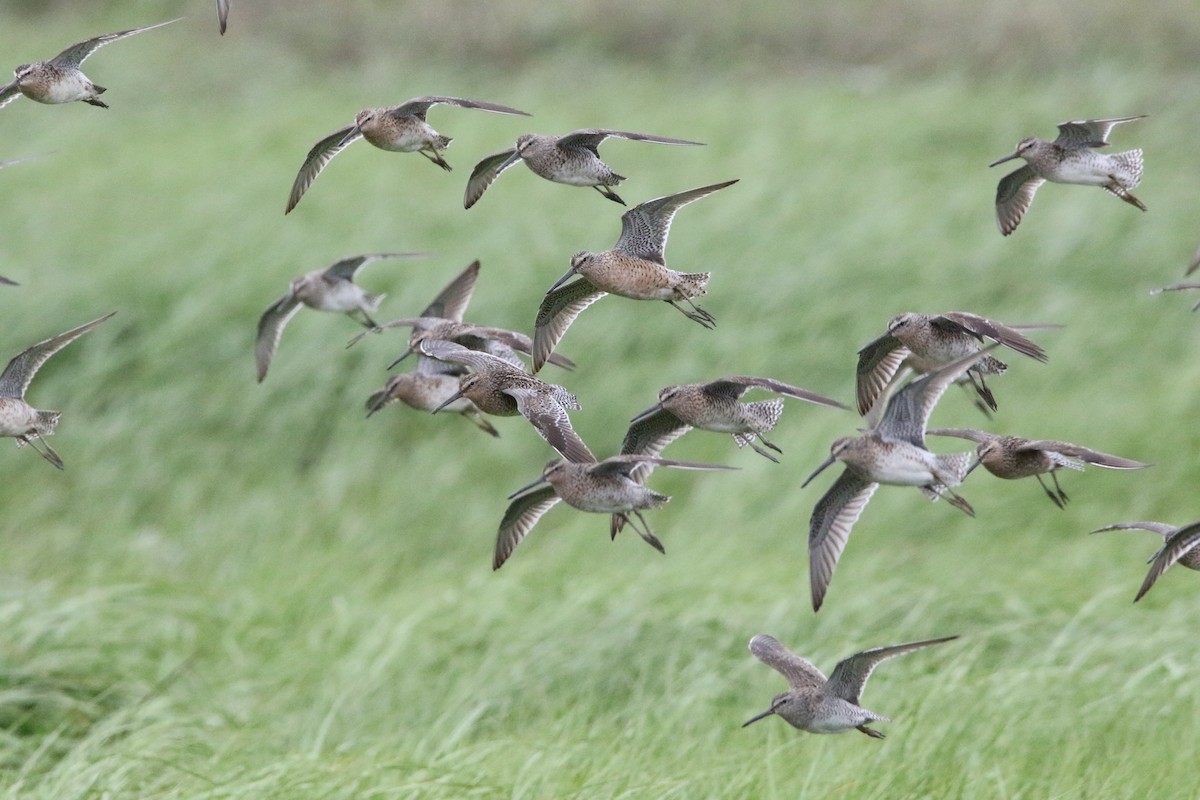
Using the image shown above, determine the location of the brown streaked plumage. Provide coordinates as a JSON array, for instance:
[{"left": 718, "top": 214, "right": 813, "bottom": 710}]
[
  {"left": 1092, "top": 521, "right": 1200, "bottom": 603},
  {"left": 494, "top": 454, "right": 734, "bottom": 569},
  {"left": 364, "top": 353, "right": 498, "bottom": 437},
  {"left": 532, "top": 180, "right": 737, "bottom": 372},
  {"left": 255, "top": 252, "right": 424, "bottom": 382},
  {"left": 743, "top": 634, "right": 957, "bottom": 738},
  {"left": 856, "top": 311, "right": 1053, "bottom": 416},
  {"left": 0, "top": 312, "right": 115, "bottom": 469},
  {"left": 624, "top": 375, "right": 847, "bottom": 464},
  {"left": 418, "top": 340, "right": 591, "bottom": 464},
  {"left": 989, "top": 116, "right": 1147, "bottom": 235},
  {"left": 804, "top": 349, "right": 995, "bottom": 612},
  {"left": 0, "top": 20, "right": 180, "bottom": 110},
  {"left": 464, "top": 128, "right": 703, "bottom": 209},
  {"left": 929, "top": 428, "right": 1148, "bottom": 508},
  {"left": 285, "top": 96, "right": 531, "bottom": 213}
]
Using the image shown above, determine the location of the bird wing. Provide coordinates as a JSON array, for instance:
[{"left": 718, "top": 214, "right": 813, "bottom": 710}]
[
  {"left": 1091, "top": 521, "right": 1179, "bottom": 538},
  {"left": 824, "top": 637, "right": 957, "bottom": 705},
  {"left": 532, "top": 277, "right": 607, "bottom": 373},
  {"left": 808, "top": 470, "right": 878, "bottom": 612},
  {"left": 422, "top": 260, "right": 480, "bottom": 321},
  {"left": 615, "top": 180, "right": 737, "bottom": 263},
  {"left": 0, "top": 80, "right": 24, "bottom": 109},
  {"left": 924, "top": 427, "right": 995, "bottom": 445},
  {"left": 1054, "top": 116, "right": 1146, "bottom": 148},
  {"left": 417, "top": 338, "right": 517, "bottom": 375},
  {"left": 748, "top": 634, "right": 826, "bottom": 690},
  {"left": 50, "top": 18, "right": 180, "bottom": 69},
  {"left": 876, "top": 347, "right": 996, "bottom": 446},
  {"left": 1135, "top": 522, "right": 1200, "bottom": 602},
  {"left": 556, "top": 129, "right": 705, "bottom": 151},
  {"left": 285, "top": 124, "right": 362, "bottom": 214},
  {"left": 622, "top": 408, "right": 692, "bottom": 459},
  {"left": 937, "top": 312, "right": 1050, "bottom": 362},
  {"left": 1017, "top": 440, "right": 1147, "bottom": 469},
  {"left": 995, "top": 165, "right": 1044, "bottom": 236},
  {"left": 506, "top": 386, "right": 596, "bottom": 464},
  {"left": 216, "top": 0, "right": 230, "bottom": 34},
  {"left": 493, "top": 487, "right": 561, "bottom": 570},
  {"left": 255, "top": 295, "right": 302, "bottom": 382},
  {"left": 323, "top": 252, "right": 422, "bottom": 282},
  {"left": 855, "top": 333, "right": 908, "bottom": 416},
  {"left": 392, "top": 95, "right": 531, "bottom": 121},
  {"left": 587, "top": 454, "right": 733, "bottom": 480},
  {"left": 704, "top": 376, "right": 847, "bottom": 409},
  {"left": 0, "top": 312, "right": 115, "bottom": 399},
  {"left": 463, "top": 147, "right": 522, "bottom": 209}
]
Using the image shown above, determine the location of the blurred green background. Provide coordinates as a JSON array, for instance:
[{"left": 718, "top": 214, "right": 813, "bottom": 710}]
[{"left": 1, "top": 1, "right": 1198, "bottom": 798}]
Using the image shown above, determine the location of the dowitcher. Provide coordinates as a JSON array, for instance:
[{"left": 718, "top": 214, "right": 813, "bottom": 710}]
[
  {"left": 255, "top": 252, "right": 423, "bottom": 382},
  {"left": 856, "top": 311, "right": 1052, "bottom": 416},
  {"left": 623, "top": 376, "right": 847, "bottom": 463},
  {"left": 804, "top": 348, "right": 994, "bottom": 612},
  {"left": 1151, "top": 283, "right": 1200, "bottom": 310},
  {"left": 532, "top": 180, "right": 737, "bottom": 372},
  {"left": 743, "top": 634, "right": 957, "bottom": 738},
  {"left": 0, "top": 20, "right": 180, "bottom": 110},
  {"left": 217, "top": 0, "right": 231, "bottom": 34},
  {"left": 1092, "top": 520, "right": 1200, "bottom": 602},
  {"left": 494, "top": 454, "right": 734, "bottom": 569},
  {"left": 0, "top": 312, "right": 115, "bottom": 469},
  {"left": 418, "top": 339, "right": 593, "bottom": 463},
  {"left": 285, "top": 96, "right": 531, "bottom": 213},
  {"left": 464, "top": 128, "right": 703, "bottom": 209},
  {"left": 989, "top": 116, "right": 1147, "bottom": 235},
  {"left": 346, "top": 259, "right": 575, "bottom": 370},
  {"left": 365, "top": 355, "right": 499, "bottom": 437},
  {"left": 927, "top": 428, "right": 1147, "bottom": 509}
]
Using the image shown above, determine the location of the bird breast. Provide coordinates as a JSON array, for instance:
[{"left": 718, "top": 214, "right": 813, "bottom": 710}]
[{"left": 0, "top": 398, "right": 49, "bottom": 438}]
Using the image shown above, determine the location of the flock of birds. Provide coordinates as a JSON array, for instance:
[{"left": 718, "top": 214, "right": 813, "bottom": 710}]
[{"left": 2, "top": 6, "right": 1198, "bottom": 742}]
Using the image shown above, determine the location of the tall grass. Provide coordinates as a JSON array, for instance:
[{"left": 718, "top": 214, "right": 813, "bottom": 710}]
[{"left": 0, "top": 3, "right": 1198, "bottom": 798}]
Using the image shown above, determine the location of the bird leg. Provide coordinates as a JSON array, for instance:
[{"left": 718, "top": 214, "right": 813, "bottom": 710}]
[
  {"left": 593, "top": 185, "right": 626, "bottom": 205},
  {"left": 1035, "top": 473, "right": 1069, "bottom": 508},
  {"left": 419, "top": 149, "right": 453, "bottom": 172},
  {"left": 965, "top": 369, "right": 998, "bottom": 412},
  {"left": 624, "top": 511, "right": 666, "bottom": 554},
  {"left": 856, "top": 725, "right": 886, "bottom": 740},
  {"left": 18, "top": 435, "right": 64, "bottom": 470},
  {"left": 747, "top": 438, "right": 782, "bottom": 463},
  {"left": 668, "top": 298, "right": 717, "bottom": 329},
  {"left": 1107, "top": 179, "right": 1147, "bottom": 211}
]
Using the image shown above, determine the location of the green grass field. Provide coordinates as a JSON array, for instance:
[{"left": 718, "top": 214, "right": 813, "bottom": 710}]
[{"left": 2, "top": 2, "right": 1199, "bottom": 798}]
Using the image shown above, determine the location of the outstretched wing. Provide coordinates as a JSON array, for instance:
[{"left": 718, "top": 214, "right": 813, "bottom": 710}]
[
  {"left": 995, "top": 166, "right": 1044, "bottom": 236},
  {"left": 507, "top": 386, "right": 596, "bottom": 464},
  {"left": 1054, "top": 116, "right": 1146, "bottom": 148},
  {"left": 748, "top": 634, "right": 826, "bottom": 690},
  {"left": 876, "top": 347, "right": 996, "bottom": 446},
  {"left": 532, "top": 278, "right": 606, "bottom": 373},
  {"left": 938, "top": 313, "right": 1050, "bottom": 362},
  {"left": 556, "top": 129, "right": 704, "bottom": 152},
  {"left": 390, "top": 96, "right": 531, "bottom": 121},
  {"left": 615, "top": 180, "right": 738, "bottom": 263},
  {"left": 1135, "top": 522, "right": 1200, "bottom": 602},
  {"left": 855, "top": 333, "right": 909, "bottom": 416},
  {"left": 0, "top": 312, "right": 116, "bottom": 399},
  {"left": 705, "top": 376, "right": 847, "bottom": 409},
  {"left": 808, "top": 471, "right": 878, "bottom": 612},
  {"left": 925, "top": 427, "right": 996, "bottom": 445},
  {"left": 286, "top": 124, "right": 361, "bottom": 214},
  {"left": 50, "top": 19, "right": 180, "bottom": 69},
  {"left": 494, "top": 487, "right": 561, "bottom": 570},
  {"left": 255, "top": 295, "right": 302, "bottom": 382},
  {"left": 463, "top": 148, "right": 522, "bottom": 209},
  {"left": 216, "top": 0, "right": 231, "bottom": 34},
  {"left": 0, "top": 79, "right": 22, "bottom": 110},
  {"left": 422, "top": 261, "right": 480, "bottom": 321},
  {"left": 1017, "top": 440, "right": 1147, "bottom": 470},
  {"left": 824, "top": 637, "right": 958, "bottom": 704},
  {"left": 1091, "top": 520, "right": 1179, "bottom": 538},
  {"left": 323, "top": 252, "right": 423, "bottom": 282}
]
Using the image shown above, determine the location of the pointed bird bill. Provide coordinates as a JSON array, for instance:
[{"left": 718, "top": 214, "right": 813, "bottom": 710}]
[
  {"left": 430, "top": 388, "right": 467, "bottom": 415},
  {"left": 546, "top": 265, "right": 579, "bottom": 294},
  {"left": 629, "top": 401, "right": 665, "bottom": 425},
  {"left": 741, "top": 702, "right": 782, "bottom": 728},
  {"left": 507, "top": 473, "right": 550, "bottom": 500},
  {"left": 988, "top": 151, "right": 1020, "bottom": 167},
  {"left": 801, "top": 452, "right": 838, "bottom": 489}
]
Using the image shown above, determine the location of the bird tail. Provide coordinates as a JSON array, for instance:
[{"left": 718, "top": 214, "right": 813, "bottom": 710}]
[
  {"left": 1112, "top": 148, "right": 1144, "bottom": 186},
  {"left": 363, "top": 292, "right": 385, "bottom": 313},
  {"left": 974, "top": 355, "right": 1008, "bottom": 375},
  {"left": 435, "top": 135, "right": 452, "bottom": 151},
  {"left": 676, "top": 272, "right": 711, "bottom": 298},
  {"left": 937, "top": 451, "right": 975, "bottom": 486},
  {"left": 732, "top": 399, "right": 784, "bottom": 448}
]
